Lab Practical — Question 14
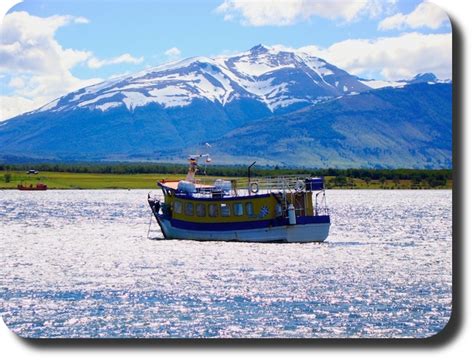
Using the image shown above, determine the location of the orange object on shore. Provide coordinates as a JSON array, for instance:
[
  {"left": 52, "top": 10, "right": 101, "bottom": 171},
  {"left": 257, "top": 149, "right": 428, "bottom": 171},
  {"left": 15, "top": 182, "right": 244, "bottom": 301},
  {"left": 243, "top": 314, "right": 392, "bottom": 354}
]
[{"left": 17, "top": 183, "right": 48, "bottom": 191}]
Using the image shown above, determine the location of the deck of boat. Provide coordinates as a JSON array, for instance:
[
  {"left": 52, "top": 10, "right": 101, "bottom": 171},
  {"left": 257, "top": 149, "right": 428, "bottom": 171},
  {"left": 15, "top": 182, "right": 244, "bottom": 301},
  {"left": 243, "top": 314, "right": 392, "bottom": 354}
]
[{"left": 159, "top": 180, "right": 217, "bottom": 191}]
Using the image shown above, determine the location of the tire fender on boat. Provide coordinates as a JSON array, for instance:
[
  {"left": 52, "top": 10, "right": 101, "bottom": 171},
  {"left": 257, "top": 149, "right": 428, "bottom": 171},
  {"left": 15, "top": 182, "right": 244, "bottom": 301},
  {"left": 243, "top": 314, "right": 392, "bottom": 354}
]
[
  {"left": 295, "top": 180, "right": 305, "bottom": 192},
  {"left": 249, "top": 182, "right": 259, "bottom": 194}
]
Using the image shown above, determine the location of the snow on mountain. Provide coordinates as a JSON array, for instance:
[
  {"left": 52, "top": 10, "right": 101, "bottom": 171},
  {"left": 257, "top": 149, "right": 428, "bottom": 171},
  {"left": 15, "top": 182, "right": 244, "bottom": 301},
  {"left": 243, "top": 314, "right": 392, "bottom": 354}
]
[
  {"left": 360, "top": 79, "right": 406, "bottom": 89},
  {"left": 28, "top": 43, "right": 450, "bottom": 123},
  {"left": 33, "top": 44, "right": 371, "bottom": 116},
  {"left": 359, "top": 72, "right": 449, "bottom": 90},
  {"left": 210, "top": 82, "right": 452, "bottom": 169}
]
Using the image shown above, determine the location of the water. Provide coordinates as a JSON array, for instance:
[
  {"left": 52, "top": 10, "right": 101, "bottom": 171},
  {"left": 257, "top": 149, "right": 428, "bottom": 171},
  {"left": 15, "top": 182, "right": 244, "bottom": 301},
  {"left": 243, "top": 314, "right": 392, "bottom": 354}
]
[{"left": 0, "top": 190, "right": 452, "bottom": 338}]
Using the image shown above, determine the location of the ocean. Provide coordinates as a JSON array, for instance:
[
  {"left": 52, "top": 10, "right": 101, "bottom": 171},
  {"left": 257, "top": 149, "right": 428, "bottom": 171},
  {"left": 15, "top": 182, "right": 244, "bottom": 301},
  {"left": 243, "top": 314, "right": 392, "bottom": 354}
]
[{"left": 0, "top": 189, "right": 452, "bottom": 338}]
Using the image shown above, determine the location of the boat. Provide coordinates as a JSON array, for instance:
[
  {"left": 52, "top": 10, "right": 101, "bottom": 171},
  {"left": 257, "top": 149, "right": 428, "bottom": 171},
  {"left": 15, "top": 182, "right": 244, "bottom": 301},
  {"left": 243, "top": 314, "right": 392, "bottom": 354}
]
[
  {"left": 147, "top": 155, "right": 330, "bottom": 243},
  {"left": 17, "top": 183, "right": 48, "bottom": 191}
]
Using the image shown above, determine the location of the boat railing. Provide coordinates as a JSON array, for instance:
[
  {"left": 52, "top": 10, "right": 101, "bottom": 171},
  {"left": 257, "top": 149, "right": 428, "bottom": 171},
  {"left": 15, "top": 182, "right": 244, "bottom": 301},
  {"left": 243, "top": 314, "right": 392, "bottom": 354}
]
[
  {"left": 246, "top": 175, "right": 329, "bottom": 218},
  {"left": 187, "top": 175, "right": 315, "bottom": 195},
  {"left": 245, "top": 175, "right": 311, "bottom": 193}
]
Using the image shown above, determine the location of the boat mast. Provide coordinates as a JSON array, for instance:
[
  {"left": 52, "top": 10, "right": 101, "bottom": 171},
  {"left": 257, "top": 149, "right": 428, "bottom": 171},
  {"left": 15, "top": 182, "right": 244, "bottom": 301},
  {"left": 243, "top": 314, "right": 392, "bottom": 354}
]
[
  {"left": 247, "top": 161, "right": 256, "bottom": 193},
  {"left": 185, "top": 148, "right": 212, "bottom": 183},
  {"left": 185, "top": 157, "right": 199, "bottom": 183}
]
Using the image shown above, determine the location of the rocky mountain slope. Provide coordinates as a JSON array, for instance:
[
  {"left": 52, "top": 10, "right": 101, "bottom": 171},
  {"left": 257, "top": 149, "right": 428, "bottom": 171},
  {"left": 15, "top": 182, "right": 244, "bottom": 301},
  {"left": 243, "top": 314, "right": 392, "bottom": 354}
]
[
  {"left": 0, "top": 45, "right": 452, "bottom": 168},
  {"left": 210, "top": 83, "right": 452, "bottom": 168}
]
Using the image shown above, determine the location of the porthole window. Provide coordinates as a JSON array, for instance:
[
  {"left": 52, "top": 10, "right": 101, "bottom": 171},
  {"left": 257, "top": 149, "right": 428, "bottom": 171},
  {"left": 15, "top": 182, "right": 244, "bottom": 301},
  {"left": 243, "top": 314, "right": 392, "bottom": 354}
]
[
  {"left": 276, "top": 203, "right": 282, "bottom": 216},
  {"left": 234, "top": 203, "right": 243, "bottom": 216},
  {"left": 185, "top": 202, "right": 194, "bottom": 216},
  {"left": 196, "top": 203, "right": 206, "bottom": 217},
  {"left": 245, "top": 202, "right": 254, "bottom": 216},
  {"left": 220, "top": 203, "right": 230, "bottom": 217},
  {"left": 208, "top": 204, "right": 218, "bottom": 217},
  {"left": 174, "top": 201, "right": 182, "bottom": 214}
]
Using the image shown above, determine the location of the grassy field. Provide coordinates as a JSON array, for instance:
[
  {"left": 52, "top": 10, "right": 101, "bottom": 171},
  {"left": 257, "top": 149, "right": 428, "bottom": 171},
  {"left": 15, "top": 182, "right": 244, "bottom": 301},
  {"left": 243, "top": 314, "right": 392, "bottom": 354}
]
[
  {"left": 0, "top": 171, "right": 452, "bottom": 190},
  {"left": 0, "top": 171, "right": 185, "bottom": 189},
  {"left": 329, "top": 177, "right": 452, "bottom": 190}
]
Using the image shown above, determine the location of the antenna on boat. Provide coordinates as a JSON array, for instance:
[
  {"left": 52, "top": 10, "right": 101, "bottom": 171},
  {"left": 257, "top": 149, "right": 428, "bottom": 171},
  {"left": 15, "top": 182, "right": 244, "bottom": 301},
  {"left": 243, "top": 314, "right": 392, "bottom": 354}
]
[
  {"left": 248, "top": 161, "right": 256, "bottom": 188},
  {"left": 187, "top": 143, "right": 212, "bottom": 181},
  {"left": 203, "top": 143, "right": 212, "bottom": 176}
]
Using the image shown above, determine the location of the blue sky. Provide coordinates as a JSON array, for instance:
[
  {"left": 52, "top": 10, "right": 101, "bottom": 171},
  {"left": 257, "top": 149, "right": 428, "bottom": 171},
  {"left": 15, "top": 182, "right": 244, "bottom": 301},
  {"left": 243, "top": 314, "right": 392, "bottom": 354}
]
[{"left": 0, "top": 0, "right": 452, "bottom": 120}]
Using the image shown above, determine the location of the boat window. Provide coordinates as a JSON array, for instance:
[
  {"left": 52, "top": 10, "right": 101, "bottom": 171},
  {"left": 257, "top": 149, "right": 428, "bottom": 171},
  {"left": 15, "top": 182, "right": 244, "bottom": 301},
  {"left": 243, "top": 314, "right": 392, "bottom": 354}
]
[
  {"left": 245, "top": 202, "right": 254, "bottom": 216},
  {"left": 174, "top": 200, "right": 182, "bottom": 214},
  {"left": 220, "top": 203, "right": 230, "bottom": 217},
  {"left": 208, "top": 204, "right": 218, "bottom": 217},
  {"left": 276, "top": 203, "right": 282, "bottom": 216},
  {"left": 185, "top": 202, "right": 194, "bottom": 216},
  {"left": 234, "top": 203, "right": 243, "bottom": 216},
  {"left": 196, "top": 203, "right": 206, "bottom": 217}
]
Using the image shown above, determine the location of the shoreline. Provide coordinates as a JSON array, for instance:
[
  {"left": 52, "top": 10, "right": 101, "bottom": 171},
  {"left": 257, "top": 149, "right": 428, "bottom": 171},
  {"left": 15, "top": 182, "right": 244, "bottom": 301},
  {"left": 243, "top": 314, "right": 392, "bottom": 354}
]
[
  {"left": 0, "top": 171, "right": 452, "bottom": 190},
  {"left": 0, "top": 188, "right": 453, "bottom": 191}
]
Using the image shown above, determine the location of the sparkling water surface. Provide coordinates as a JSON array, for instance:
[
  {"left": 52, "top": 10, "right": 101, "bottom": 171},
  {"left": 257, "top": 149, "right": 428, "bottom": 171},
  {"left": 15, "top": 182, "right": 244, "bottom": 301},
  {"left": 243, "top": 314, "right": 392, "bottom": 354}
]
[{"left": 0, "top": 190, "right": 452, "bottom": 338}]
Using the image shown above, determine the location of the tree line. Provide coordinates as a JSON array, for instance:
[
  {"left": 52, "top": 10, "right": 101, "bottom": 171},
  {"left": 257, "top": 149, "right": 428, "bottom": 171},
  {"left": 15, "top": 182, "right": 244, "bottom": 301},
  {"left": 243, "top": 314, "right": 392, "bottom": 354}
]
[{"left": 0, "top": 162, "right": 452, "bottom": 183}]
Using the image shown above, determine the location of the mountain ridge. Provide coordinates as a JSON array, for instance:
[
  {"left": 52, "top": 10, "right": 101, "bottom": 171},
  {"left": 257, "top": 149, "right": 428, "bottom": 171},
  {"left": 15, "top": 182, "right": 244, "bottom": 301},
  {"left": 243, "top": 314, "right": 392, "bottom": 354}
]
[
  {"left": 21, "top": 44, "right": 372, "bottom": 118},
  {"left": 0, "top": 45, "right": 452, "bottom": 169},
  {"left": 207, "top": 82, "right": 452, "bottom": 168}
]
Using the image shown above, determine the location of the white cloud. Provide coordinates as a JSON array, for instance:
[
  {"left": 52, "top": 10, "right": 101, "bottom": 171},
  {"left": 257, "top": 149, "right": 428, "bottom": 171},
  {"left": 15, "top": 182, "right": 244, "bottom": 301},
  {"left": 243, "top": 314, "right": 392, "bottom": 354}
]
[
  {"left": 0, "top": 12, "right": 93, "bottom": 75},
  {"left": 73, "top": 16, "right": 90, "bottom": 24},
  {"left": 164, "top": 47, "right": 182, "bottom": 59},
  {"left": 87, "top": 53, "right": 144, "bottom": 69},
  {"left": 0, "top": 95, "right": 41, "bottom": 121},
  {"left": 378, "top": 1, "right": 450, "bottom": 30},
  {"left": 0, "top": 11, "right": 97, "bottom": 120},
  {"left": 216, "top": 0, "right": 386, "bottom": 26},
  {"left": 0, "top": 0, "right": 23, "bottom": 25},
  {"left": 0, "top": 76, "right": 102, "bottom": 121},
  {"left": 8, "top": 76, "right": 26, "bottom": 89},
  {"left": 295, "top": 32, "right": 452, "bottom": 80},
  {"left": 0, "top": 11, "right": 142, "bottom": 120}
]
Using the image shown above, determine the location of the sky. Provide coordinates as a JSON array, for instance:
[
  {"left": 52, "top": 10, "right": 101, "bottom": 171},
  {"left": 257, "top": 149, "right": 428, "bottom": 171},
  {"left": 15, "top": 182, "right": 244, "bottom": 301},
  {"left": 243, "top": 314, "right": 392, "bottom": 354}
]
[{"left": 0, "top": 0, "right": 452, "bottom": 120}]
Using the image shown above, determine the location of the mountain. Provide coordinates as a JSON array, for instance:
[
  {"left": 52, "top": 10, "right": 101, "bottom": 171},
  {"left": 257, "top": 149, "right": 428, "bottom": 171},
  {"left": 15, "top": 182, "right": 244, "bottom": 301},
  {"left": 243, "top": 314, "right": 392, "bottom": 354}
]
[
  {"left": 28, "top": 44, "right": 370, "bottom": 117},
  {"left": 407, "top": 72, "right": 439, "bottom": 84},
  {"left": 359, "top": 72, "right": 450, "bottom": 89},
  {"left": 0, "top": 45, "right": 452, "bottom": 168},
  {"left": 0, "top": 45, "right": 371, "bottom": 160},
  {"left": 210, "top": 82, "right": 452, "bottom": 168}
]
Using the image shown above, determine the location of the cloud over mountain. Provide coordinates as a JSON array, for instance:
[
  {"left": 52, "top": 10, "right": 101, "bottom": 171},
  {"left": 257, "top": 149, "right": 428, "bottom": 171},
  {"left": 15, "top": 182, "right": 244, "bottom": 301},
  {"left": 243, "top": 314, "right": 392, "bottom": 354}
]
[
  {"left": 378, "top": 1, "right": 450, "bottom": 30},
  {"left": 0, "top": 11, "right": 143, "bottom": 120},
  {"left": 215, "top": 0, "right": 385, "bottom": 26},
  {"left": 298, "top": 32, "right": 452, "bottom": 80}
]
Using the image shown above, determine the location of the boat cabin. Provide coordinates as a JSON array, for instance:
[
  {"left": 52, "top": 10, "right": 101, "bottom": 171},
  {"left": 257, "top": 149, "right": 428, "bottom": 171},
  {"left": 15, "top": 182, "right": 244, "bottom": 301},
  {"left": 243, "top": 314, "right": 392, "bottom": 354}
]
[{"left": 147, "top": 155, "right": 330, "bottom": 242}]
